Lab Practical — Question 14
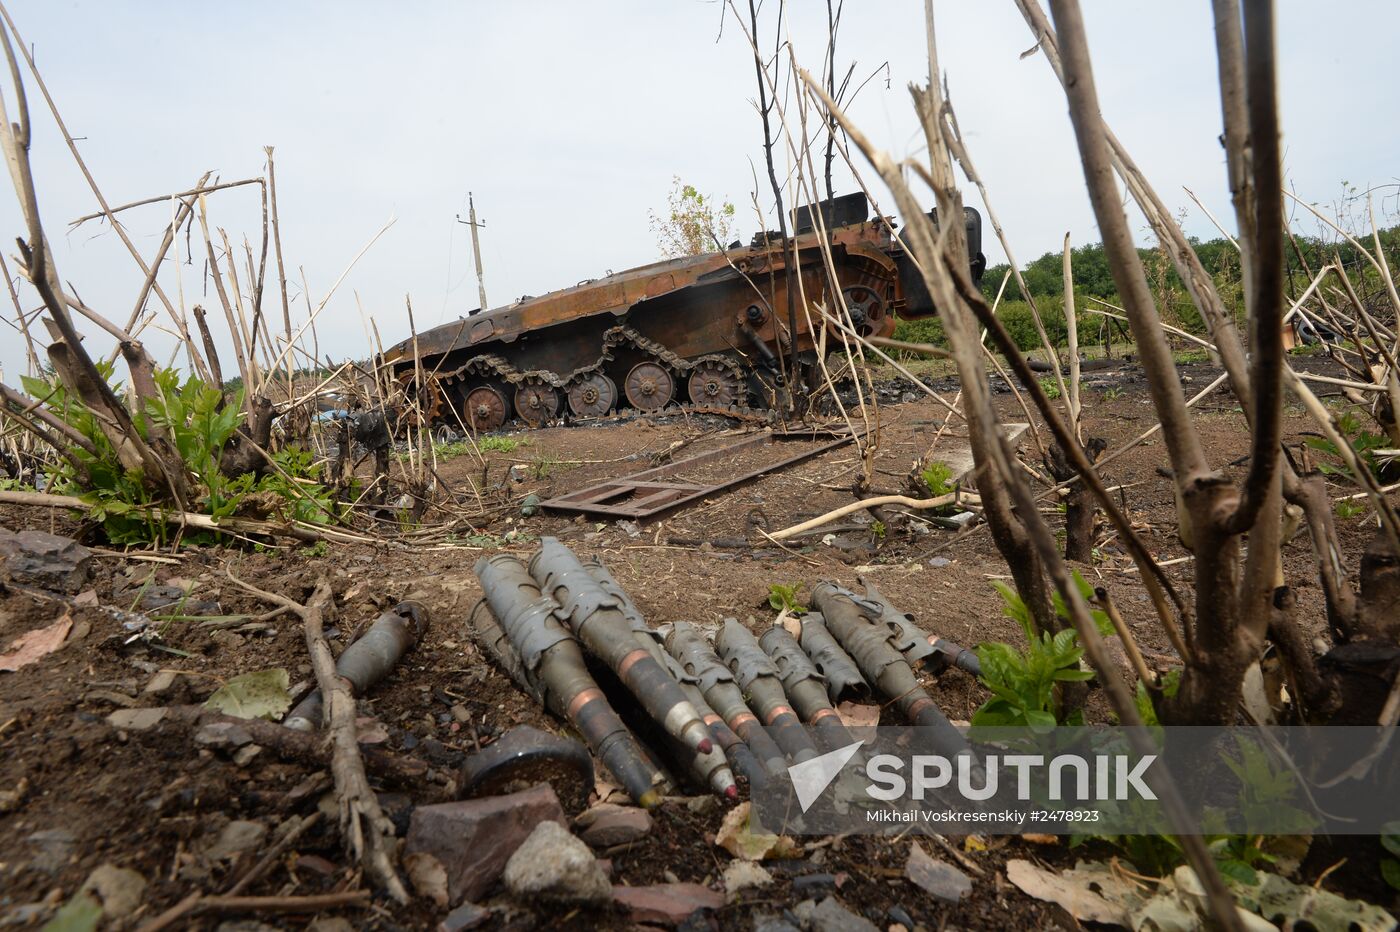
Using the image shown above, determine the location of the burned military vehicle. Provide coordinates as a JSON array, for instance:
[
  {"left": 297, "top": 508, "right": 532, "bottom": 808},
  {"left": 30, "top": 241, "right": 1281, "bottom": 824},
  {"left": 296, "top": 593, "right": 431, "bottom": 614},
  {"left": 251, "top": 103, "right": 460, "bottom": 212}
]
[{"left": 380, "top": 193, "right": 983, "bottom": 430}]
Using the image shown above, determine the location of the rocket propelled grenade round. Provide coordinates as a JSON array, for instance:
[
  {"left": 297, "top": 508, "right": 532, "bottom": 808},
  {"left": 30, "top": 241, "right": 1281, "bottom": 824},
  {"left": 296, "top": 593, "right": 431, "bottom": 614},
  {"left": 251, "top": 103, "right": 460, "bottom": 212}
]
[
  {"left": 858, "top": 579, "right": 982, "bottom": 678},
  {"left": 665, "top": 621, "right": 788, "bottom": 777},
  {"left": 759, "top": 623, "right": 861, "bottom": 754},
  {"left": 810, "top": 582, "right": 977, "bottom": 773},
  {"left": 530, "top": 538, "right": 714, "bottom": 759},
  {"left": 796, "top": 612, "right": 871, "bottom": 704},
  {"left": 581, "top": 557, "right": 738, "bottom": 799},
  {"left": 473, "top": 553, "right": 664, "bottom": 808},
  {"left": 714, "top": 618, "right": 820, "bottom": 765},
  {"left": 284, "top": 601, "right": 429, "bottom": 731}
]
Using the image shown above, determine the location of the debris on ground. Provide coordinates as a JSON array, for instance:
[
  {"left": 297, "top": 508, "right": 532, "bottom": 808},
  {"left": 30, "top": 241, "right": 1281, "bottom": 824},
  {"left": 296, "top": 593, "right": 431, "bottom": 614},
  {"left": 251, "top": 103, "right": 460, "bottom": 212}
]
[
  {"left": 0, "top": 528, "right": 92, "bottom": 593},
  {"left": 404, "top": 784, "right": 568, "bottom": 905},
  {"left": 501, "top": 820, "right": 612, "bottom": 904}
]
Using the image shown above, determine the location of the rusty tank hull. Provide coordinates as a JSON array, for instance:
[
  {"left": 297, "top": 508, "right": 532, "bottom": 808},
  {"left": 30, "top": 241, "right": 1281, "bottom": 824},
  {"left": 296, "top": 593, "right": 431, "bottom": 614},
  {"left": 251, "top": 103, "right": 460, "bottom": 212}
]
[{"left": 381, "top": 193, "right": 983, "bottom": 429}]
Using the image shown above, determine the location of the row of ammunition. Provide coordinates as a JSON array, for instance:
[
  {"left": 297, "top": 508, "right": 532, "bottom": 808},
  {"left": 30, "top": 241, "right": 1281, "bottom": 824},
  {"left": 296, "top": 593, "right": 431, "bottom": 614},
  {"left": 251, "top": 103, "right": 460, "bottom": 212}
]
[{"left": 469, "top": 537, "right": 982, "bottom": 808}]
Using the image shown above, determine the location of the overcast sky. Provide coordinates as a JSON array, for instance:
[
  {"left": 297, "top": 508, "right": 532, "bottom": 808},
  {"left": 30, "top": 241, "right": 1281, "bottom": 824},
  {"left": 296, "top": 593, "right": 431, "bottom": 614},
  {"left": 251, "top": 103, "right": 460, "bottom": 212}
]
[{"left": 1, "top": 1, "right": 1395, "bottom": 380}]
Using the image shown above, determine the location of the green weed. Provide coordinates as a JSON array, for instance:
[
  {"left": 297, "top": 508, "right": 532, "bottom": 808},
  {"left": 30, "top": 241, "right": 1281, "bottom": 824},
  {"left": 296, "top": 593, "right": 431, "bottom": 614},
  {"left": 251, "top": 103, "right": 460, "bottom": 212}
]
[
  {"left": 767, "top": 583, "right": 808, "bottom": 615},
  {"left": 920, "top": 460, "right": 955, "bottom": 497},
  {"left": 1306, "top": 411, "right": 1395, "bottom": 482},
  {"left": 971, "top": 571, "right": 1110, "bottom": 728},
  {"left": 1334, "top": 498, "right": 1365, "bottom": 519},
  {"left": 477, "top": 435, "right": 525, "bottom": 453},
  {"left": 22, "top": 366, "right": 336, "bottom": 546}
]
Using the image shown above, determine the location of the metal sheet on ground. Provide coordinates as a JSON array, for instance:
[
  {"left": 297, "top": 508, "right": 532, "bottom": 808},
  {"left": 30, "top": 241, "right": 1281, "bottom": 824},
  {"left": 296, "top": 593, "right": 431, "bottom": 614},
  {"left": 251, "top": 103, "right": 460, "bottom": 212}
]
[{"left": 539, "top": 428, "right": 861, "bottom": 520}]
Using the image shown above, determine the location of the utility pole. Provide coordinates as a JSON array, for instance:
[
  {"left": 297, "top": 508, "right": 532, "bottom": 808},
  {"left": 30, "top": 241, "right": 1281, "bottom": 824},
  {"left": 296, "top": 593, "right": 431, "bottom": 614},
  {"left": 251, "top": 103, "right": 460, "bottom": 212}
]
[{"left": 456, "top": 192, "right": 489, "bottom": 312}]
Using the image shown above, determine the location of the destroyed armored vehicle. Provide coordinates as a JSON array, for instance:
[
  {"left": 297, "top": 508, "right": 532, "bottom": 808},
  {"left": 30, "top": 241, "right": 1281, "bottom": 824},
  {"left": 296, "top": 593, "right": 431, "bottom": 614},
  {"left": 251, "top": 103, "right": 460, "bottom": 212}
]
[{"left": 381, "top": 193, "right": 983, "bottom": 430}]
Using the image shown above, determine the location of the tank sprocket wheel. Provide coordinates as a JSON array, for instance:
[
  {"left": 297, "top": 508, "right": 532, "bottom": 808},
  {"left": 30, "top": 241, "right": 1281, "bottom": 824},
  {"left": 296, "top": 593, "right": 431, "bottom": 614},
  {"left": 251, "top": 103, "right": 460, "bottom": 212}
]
[
  {"left": 463, "top": 384, "right": 508, "bottom": 432},
  {"left": 395, "top": 371, "right": 444, "bottom": 426},
  {"left": 624, "top": 361, "right": 675, "bottom": 412},
  {"left": 687, "top": 360, "right": 743, "bottom": 408},
  {"left": 514, "top": 381, "right": 561, "bottom": 427},
  {"left": 566, "top": 372, "right": 617, "bottom": 418},
  {"left": 840, "top": 284, "right": 884, "bottom": 335}
]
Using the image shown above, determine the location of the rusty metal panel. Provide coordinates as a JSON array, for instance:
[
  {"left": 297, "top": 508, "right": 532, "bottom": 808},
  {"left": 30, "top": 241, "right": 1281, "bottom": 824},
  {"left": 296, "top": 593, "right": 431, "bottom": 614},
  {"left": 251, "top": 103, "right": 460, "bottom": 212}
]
[{"left": 540, "top": 429, "right": 860, "bottom": 520}]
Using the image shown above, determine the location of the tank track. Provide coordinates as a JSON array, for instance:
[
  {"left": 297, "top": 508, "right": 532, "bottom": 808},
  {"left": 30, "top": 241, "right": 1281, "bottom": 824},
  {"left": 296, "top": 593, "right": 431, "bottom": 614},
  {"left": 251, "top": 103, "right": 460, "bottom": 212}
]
[{"left": 433, "top": 326, "right": 774, "bottom": 427}]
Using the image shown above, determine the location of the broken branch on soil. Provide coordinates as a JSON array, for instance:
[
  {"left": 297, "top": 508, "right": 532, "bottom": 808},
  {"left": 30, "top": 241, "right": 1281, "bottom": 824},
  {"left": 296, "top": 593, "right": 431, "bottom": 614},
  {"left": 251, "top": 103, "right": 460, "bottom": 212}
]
[
  {"left": 159, "top": 707, "right": 428, "bottom": 785},
  {"left": 136, "top": 890, "right": 369, "bottom": 932},
  {"left": 0, "top": 489, "right": 369, "bottom": 545},
  {"left": 768, "top": 491, "right": 972, "bottom": 540},
  {"left": 223, "top": 570, "right": 408, "bottom": 903}
]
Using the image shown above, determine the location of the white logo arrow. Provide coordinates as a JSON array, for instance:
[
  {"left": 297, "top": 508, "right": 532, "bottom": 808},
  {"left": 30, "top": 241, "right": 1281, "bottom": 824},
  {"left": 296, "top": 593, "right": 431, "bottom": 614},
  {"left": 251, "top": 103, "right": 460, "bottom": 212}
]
[{"left": 788, "top": 740, "right": 864, "bottom": 812}]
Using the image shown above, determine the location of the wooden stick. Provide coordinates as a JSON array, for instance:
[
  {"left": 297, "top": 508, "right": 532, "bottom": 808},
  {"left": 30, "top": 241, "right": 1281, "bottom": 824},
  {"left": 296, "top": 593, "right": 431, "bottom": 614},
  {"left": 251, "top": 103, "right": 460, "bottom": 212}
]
[
  {"left": 0, "top": 4, "right": 186, "bottom": 335},
  {"left": 0, "top": 252, "right": 38, "bottom": 372},
  {"left": 264, "top": 219, "right": 396, "bottom": 378},
  {"left": 136, "top": 890, "right": 368, "bottom": 932},
  {"left": 1063, "top": 232, "right": 1081, "bottom": 434},
  {"left": 1097, "top": 586, "right": 1161, "bottom": 685},
  {"left": 197, "top": 196, "right": 253, "bottom": 418},
  {"left": 224, "top": 812, "right": 323, "bottom": 896},
  {"left": 867, "top": 335, "right": 950, "bottom": 359},
  {"left": 68, "top": 177, "right": 262, "bottom": 227},
  {"left": 228, "top": 575, "right": 408, "bottom": 902},
  {"left": 770, "top": 492, "right": 964, "bottom": 540},
  {"left": 0, "top": 489, "right": 367, "bottom": 544}
]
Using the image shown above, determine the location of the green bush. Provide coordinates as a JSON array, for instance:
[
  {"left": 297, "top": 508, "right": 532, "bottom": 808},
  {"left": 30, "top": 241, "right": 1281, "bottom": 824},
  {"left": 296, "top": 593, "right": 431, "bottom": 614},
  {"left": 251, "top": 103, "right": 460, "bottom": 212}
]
[
  {"left": 994, "top": 294, "right": 1103, "bottom": 353},
  {"left": 22, "top": 366, "right": 336, "bottom": 546},
  {"left": 891, "top": 314, "right": 945, "bottom": 347}
]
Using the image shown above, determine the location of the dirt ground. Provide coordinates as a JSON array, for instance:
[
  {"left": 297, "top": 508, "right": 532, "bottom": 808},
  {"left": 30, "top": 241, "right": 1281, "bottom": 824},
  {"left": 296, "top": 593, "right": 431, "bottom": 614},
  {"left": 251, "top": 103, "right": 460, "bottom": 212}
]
[{"left": 0, "top": 354, "right": 1392, "bottom": 930}]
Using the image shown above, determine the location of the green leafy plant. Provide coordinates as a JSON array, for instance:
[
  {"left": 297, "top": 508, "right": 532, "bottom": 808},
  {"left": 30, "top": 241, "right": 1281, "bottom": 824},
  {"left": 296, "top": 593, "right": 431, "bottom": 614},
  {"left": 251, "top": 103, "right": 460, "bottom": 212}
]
[
  {"left": 767, "top": 583, "right": 807, "bottom": 615},
  {"left": 1211, "top": 835, "right": 1275, "bottom": 886},
  {"left": 477, "top": 435, "right": 525, "bottom": 453},
  {"left": 1083, "top": 727, "right": 1316, "bottom": 882},
  {"left": 971, "top": 572, "right": 1111, "bottom": 728},
  {"left": 1131, "top": 668, "right": 1181, "bottom": 726},
  {"left": 1100, "top": 385, "right": 1124, "bottom": 401},
  {"left": 1038, "top": 377, "right": 1062, "bottom": 400},
  {"left": 1173, "top": 348, "right": 1210, "bottom": 365},
  {"left": 920, "top": 460, "right": 955, "bottom": 497},
  {"left": 531, "top": 454, "right": 568, "bottom": 480},
  {"left": 869, "top": 519, "right": 886, "bottom": 541},
  {"left": 649, "top": 176, "right": 737, "bottom": 258},
  {"left": 23, "top": 366, "right": 336, "bottom": 545},
  {"left": 1382, "top": 822, "right": 1400, "bottom": 891},
  {"left": 1304, "top": 411, "right": 1395, "bottom": 482},
  {"left": 1334, "top": 498, "right": 1365, "bottom": 519}
]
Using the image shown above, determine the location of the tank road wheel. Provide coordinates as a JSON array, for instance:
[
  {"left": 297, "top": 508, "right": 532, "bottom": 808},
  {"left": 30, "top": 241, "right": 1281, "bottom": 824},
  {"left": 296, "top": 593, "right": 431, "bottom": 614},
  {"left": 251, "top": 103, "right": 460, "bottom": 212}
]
[
  {"left": 566, "top": 373, "right": 617, "bottom": 419},
  {"left": 624, "top": 361, "right": 675, "bottom": 413},
  {"left": 463, "top": 384, "right": 508, "bottom": 432},
  {"left": 687, "top": 360, "right": 743, "bottom": 408},
  {"left": 514, "top": 382, "right": 561, "bottom": 427}
]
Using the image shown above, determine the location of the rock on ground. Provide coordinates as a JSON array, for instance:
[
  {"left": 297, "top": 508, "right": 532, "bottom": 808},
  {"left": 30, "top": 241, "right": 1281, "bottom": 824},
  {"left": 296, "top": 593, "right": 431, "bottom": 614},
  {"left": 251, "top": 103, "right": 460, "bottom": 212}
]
[
  {"left": 903, "top": 842, "right": 972, "bottom": 903},
  {"left": 612, "top": 882, "right": 726, "bottom": 925},
  {"left": 574, "top": 802, "right": 652, "bottom": 847},
  {"left": 722, "top": 860, "right": 774, "bottom": 898},
  {"left": 0, "top": 528, "right": 91, "bottom": 593},
  {"left": 793, "top": 896, "right": 879, "bottom": 932},
  {"left": 80, "top": 864, "right": 146, "bottom": 919},
  {"left": 404, "top": 783, "right": 567, "bottom": 905},
  {"left": 502, "top": 820, "right": 611, "bottom": 905}
]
